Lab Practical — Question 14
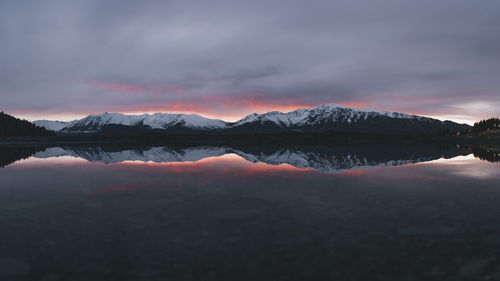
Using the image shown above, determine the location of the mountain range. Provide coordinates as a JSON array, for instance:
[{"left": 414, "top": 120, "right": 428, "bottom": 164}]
[{"left": 33, "top": 104, "right": 470, "bottom": 135}]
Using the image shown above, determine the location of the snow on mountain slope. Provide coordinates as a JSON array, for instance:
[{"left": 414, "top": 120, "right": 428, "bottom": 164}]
[
  {"left": 233, "top": 104, "right": 433, "bottom": 128},
  {"left": 63, "top": 112, "right": 228, "bottom": 132},
  {"left": 141, "top": 113, "right": 228, "bottom": 130},
  {"left": 32, "top": 104, "right": 447, "bottom": 132},
  {"left": 33, "top": 120, "right": 77, "bottom": 131}
]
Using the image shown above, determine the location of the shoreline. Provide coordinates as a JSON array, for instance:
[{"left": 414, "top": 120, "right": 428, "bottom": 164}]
[{"left": 0, "top": 132, "right": 498, "bottom": 147}]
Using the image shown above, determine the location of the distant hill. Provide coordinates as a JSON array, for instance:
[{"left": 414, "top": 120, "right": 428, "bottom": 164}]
[
  {"left": 0, "top": 111, "right": 54, "bottom": 137},
  {"left": 34, "top": 104, "right": 471, "bottom": 136}
]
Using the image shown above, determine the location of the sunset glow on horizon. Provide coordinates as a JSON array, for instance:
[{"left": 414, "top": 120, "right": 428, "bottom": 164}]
[{"left": 12, "top": 100, "right": 485, "bottom": 125}]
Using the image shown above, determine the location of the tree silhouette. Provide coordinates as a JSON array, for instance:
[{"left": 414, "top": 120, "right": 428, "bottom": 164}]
[
  {"left": 471, "top": 118, "right": 500, "bottom": 133},
  {"left": 0, "top": 111, "right": 54, "bottom": 137}
]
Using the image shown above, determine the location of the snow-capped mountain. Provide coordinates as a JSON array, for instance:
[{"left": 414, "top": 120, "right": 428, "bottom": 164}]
[
  {"left": 228, "top": 104, "right": 463, "bottom": 134},
  {"left": 35, "top": 112, "right": 228, "bottom": 132},
  {"left": 33, "top": 104, "right": 470, "bottom": 134},
  {"left": 230, "top": 104, "right": 471, "bottom": 134},
  {"left": 234, "top": 104, "right": 429, "bottom": 127}
]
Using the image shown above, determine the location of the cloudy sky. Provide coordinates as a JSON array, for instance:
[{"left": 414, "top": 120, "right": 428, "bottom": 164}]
[{"left": 1, "top": 0, "right": 499, "bottom": 124}]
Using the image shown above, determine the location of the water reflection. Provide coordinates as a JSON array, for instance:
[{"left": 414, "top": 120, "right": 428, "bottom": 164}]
[
  {"left": 0, "top": 146, "right": 44, "bottom": 168},
  {"left": 1, "top": 144, "right": 490, "bottom": 173},
  {"left": 0, "top": 144, "right": 499, "bottom": 280}
]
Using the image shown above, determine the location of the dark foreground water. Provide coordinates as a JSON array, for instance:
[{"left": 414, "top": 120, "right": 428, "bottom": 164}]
[{"left": 0, "top": 145, "right": 499, "bottom": 281}]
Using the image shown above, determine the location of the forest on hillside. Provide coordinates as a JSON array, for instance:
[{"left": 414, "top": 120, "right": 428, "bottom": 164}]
[{"left": 0, "top": 111, "right": 54, "bottom": 137}]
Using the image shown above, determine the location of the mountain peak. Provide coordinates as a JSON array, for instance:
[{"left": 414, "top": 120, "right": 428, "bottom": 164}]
[{"left": 315, "top": 103, "right": 348, "bottom": 110}]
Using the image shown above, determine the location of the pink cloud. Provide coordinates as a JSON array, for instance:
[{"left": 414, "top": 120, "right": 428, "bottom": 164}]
[{"left": 12, "top": 82, "right": 486, "bottom": 125}]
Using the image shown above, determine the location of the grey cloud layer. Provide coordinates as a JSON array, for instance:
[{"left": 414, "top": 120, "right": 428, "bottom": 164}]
[{"left": 1, "top": 0, "right": 499, "bottom": 118}]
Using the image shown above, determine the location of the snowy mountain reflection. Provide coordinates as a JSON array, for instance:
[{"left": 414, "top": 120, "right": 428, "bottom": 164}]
[{"left": 1, "top": 144, "right": 482, "bottom": 173}]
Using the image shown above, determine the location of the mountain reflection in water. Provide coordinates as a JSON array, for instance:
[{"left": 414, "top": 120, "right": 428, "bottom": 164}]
[{"left": 1, "top": 144, "right": 491, "bottom": 173}]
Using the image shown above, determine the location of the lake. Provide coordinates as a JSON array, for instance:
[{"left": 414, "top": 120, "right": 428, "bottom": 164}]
[{"left": 0, "top": 145, "right": 499, "bottom": 280}]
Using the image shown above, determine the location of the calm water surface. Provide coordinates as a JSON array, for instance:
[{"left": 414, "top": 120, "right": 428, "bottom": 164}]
[{"left": 0, "top": 145, "right": 499, "bottom": 281}]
